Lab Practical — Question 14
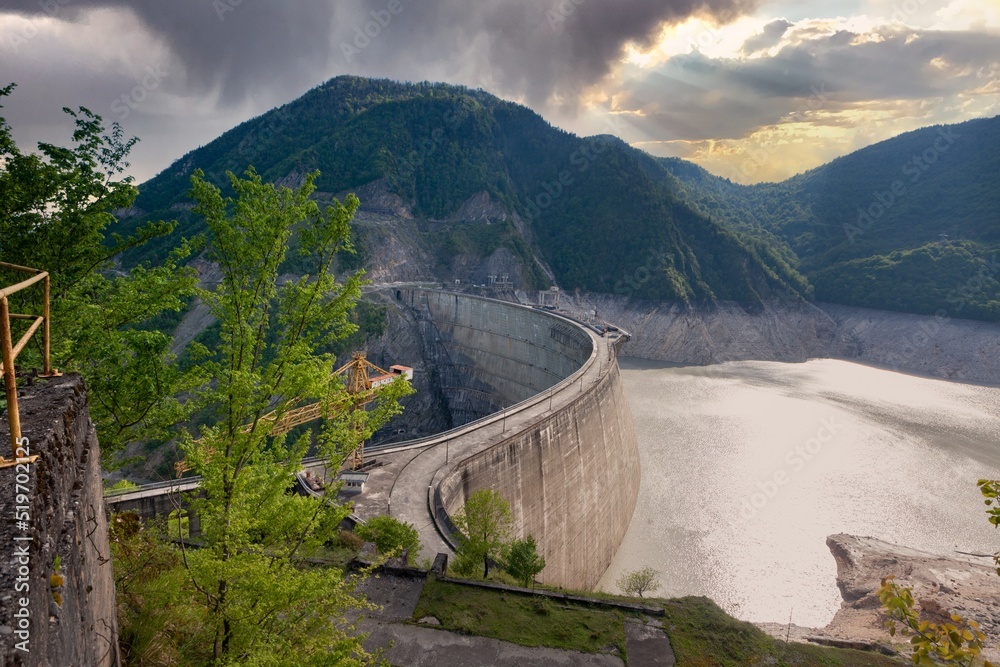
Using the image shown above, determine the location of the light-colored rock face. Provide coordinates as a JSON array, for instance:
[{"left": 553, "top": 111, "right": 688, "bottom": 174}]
[
  {"left": 824, "top": 534, "right": 1000, "bottom": 661},
  {"left": 556, "top": 293, "right": 1000, "bottom": 385},
  {"left": 449, "top": 191, "right": 509, "bottom": 223}
]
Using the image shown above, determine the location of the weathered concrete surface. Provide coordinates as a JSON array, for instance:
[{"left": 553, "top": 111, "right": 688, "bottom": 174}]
[
  {"left": 345, "top": 290, "right": 640, "bottom": 591},
  {"left": 398, "top": 289, "right": 592, "bottom": 424},
  {"left": 625, "top": 621, "right": 676, "bottom": 666},
  {"left": 0, "top": 375, "right": 118, "bottom": 667},
  {"left": 437, "top": 360, "right": 639, "bottom": 590},
  {"left": 372, "top": 290, "right": 640, "bottom": 591}
]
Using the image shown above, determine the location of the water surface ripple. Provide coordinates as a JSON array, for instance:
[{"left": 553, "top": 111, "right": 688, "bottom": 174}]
[{"left": 599, "top": 358, "right": 1000, "bottom": 627}]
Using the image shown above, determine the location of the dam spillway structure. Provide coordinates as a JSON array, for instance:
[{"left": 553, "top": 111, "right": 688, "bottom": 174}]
[{"left": 392, "top": 288, "right": 641, "bottom": 590}]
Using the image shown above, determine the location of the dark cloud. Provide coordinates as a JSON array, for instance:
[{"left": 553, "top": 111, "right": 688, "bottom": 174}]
[
  {"left": 2, "top": 0, "right": 761, "bottom": 109},
  {"left": 740, "top": 19, "right": 792, "bottom": 54},
  {"left": 2, "top": 1, "right": 338, "bottom": 104},
  {"left": 332, "top": 0, "right": 760, "bottom": 107}
]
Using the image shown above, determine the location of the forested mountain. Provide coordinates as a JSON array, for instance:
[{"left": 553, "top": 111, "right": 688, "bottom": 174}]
[
  {"left": 659, "top": 117, "right": 1000, "bottom": 320},
  {"left": 123, "top": 76, "right": 998, "bottom": 320},
  {"left": 121, "top": 76, "right": 809, "bottom": 306}
]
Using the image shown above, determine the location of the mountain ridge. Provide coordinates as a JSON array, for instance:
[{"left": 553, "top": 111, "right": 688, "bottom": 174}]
[
  {"left": 120, "top": 75, "right": 810, "bottom": 308},
  {"left": 122, "top": 76, "right": 998, "bottom": 320}
]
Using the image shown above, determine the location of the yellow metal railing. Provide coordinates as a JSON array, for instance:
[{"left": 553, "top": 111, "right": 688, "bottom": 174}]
[{"left": 0, "top": 261, "right": 58, "bottom": 467}]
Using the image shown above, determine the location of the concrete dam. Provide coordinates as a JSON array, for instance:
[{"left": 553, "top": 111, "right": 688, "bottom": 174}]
[
  {"left": 108, "top": 288, "right": 642, "bottom": 591},
  {"left": 378, "top": 289, "right": 642, "bottom": 589}
]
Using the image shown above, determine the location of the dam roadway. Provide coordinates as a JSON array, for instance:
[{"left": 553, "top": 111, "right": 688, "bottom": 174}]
[{"left": 109, "top": 289, "right": 641, "bottom": 590}]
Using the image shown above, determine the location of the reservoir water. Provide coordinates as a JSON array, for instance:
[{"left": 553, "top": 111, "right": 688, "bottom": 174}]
[{"left": 600, "top": 358, "right": 1000, "bottom": 628}]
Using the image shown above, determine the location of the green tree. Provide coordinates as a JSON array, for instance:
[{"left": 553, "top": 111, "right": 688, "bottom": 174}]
[
  {"left": 355, "top": 515, "right": 421, "bottom": 564},
  {"left": 179, "top": 167, "right": 412, "bottom": 665},
  {"left": 879, "top": 576, "right": 993, "bottom": 667},
  {"left": 110, "top": 512, "right": 208, "bottom": 666},
  {"left": 452, "top": 489, "right": 514, "bottom": 579},
  {"left": 503, "top": 535, "right": 545, "bottom": 587},
  {"left": 617, "top": 567, "right": 661, "bottom": 598},
  {"left": 878, "top": 479, "right": 1000, "bottom": 665},
  {"left": 0, "top": 83, "right": 204, "bottom": 465}
]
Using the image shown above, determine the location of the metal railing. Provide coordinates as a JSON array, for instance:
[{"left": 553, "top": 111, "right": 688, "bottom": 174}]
[{"left": 0, "top": 261, "right": 58, "bottom": 467}]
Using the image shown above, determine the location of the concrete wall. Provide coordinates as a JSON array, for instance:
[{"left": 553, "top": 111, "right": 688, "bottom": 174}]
[
  {"left": 396, "top": 289, "right": 593, "bottom": 424},
  {"left": 395, "top": 289, "right": 640, "bottom": 590},
  {"left": 0, "top": 375, "right": 119, "bottom": 667},
  {"left": 438, "top": 362, "right": 640, "bottom": 590}
]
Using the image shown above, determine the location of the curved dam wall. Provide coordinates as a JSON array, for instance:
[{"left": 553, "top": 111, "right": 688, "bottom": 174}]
[
  {"left": 439, "top": 362, "right": 639, "bottom": 589},
  {"left": 397, "top": 289, "right": 592, "bottom": 425},
  {"left": 398, "top": 289, "right": 641, "bottom": 590}
]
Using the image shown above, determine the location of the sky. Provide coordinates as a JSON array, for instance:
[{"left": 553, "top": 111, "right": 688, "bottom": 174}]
[{"left": 1, "top": 0, "right": 998, "bottom": 184}]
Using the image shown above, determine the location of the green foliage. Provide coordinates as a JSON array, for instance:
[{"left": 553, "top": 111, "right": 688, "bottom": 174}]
[
  {"left": 167, "top": 509, "right": 190, "bottom": 540},
  {"left": 502, "top": 535, "right": 546, "bottom": 587},
  {"left": 106, "top": 479, "right": 141, "bottom": 494},
  {"left": 662, "top": 117, "right": 1000, "bottom": 321},
  {"left": 0, "top": 83, "right": 205, "bottom": 466},
  {"left": 811, "top": 241, "right": 1000, "bottom": 321},
  {"left": 452, "top": 489, "right": 514, "bottom": 580},
  {"left": 354, "top": 515, "right": 421, "bottom": 564},
  {"left": 175, "top": 168, "right": 411, "bottom": 665},
  {"left": 978, "top": 479, "right": 1000, "bottom": 575},
  {"left": 111, "top": 512, "right": 209, "bottom": 666},
  {"left": 661, "top": 596, "right": 901, "bottom": 666},
  {"left": 413, "top": 578, "right": 625, "bottom": 655},
  {"left": 878, "top": 576, "right": 994, "bottom": 666},
  {"left": 615, "top": 567, "right": 661, "bottom": 598}
]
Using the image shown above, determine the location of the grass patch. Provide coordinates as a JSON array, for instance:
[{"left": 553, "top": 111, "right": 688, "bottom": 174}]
[
  {"left": 413, "top": 578, "right": 625, "bottom": 656},
  {"left": 414, "top": 582, "right": 905, "bottom": 666},
  {"left": 663, "top": 597, "right": 903, "bottom": 666}
]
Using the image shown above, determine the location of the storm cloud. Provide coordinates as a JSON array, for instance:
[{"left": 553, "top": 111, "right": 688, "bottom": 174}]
[
  {"left": 1, "top": 0, "right": 997, "bottom": 183},
  {"left": 2, "top": 0, "right": 761, "bottom": 108}
]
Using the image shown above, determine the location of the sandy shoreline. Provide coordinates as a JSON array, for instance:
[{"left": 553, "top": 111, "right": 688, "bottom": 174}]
[{"left": 757, "top": 534, "right": 1000, "bottom": 660}]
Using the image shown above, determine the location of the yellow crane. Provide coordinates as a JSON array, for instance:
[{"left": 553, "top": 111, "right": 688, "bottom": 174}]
[{"left": 175, "top": 352, "right": 412, "bottom": 475}]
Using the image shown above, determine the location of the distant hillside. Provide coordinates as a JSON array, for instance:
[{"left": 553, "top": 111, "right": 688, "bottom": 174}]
[
  {"left": 660, "top": 117, "right": 1000, "bottom": 321},
  {"left": 121, "top": 76, "right": 810, "bottom": 306}
]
